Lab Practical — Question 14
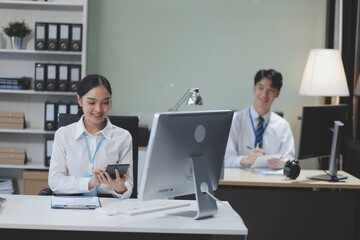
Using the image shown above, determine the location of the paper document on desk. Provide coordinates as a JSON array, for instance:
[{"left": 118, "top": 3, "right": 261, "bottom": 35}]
[
  {"left": 51, "top": 195, "right": 100, "bottom": 209},
  {"left": 252, "top": 168, "right": 284, "bottom": 176},
  {"left": 250, "top": 154, "right": 282, "bottom": 169}
]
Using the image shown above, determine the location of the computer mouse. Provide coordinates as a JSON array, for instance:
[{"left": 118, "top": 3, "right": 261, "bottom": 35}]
[{"left": 95, "top": 207, "right": 118, "bottom": 216}]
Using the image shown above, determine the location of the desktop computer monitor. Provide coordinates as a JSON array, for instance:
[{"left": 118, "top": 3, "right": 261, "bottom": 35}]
[
  {"left": 297, "top": 104, "right": 348, "bottom": 181},
  {"left": 138, "top": 110, "right": 234, "bottom": 219}
]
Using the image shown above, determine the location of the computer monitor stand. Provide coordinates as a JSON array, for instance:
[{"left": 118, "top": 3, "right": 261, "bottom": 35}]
[
  {"left": 308, "top": 173, "right": 348, "bottom": 182},
  {"left": 170, "top": 155, "right": 218, "bottom": 220},
  {"left": 307, "top": 121, "right": 348, "bottom": 182}
]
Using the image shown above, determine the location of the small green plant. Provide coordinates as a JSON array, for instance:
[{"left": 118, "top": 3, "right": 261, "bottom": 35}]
[{"left": 3, "top": 20, "right": 32, "bottom": 38}]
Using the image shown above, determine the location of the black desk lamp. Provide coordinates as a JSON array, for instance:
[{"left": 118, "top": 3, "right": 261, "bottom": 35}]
[{"left": 168, "top": 88, "right": 203, "bottom": 111}]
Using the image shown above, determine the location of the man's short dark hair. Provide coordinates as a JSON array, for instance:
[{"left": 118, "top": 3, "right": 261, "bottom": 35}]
[{"left": 254, "top": 69, "right": 283, "bottom": 91}]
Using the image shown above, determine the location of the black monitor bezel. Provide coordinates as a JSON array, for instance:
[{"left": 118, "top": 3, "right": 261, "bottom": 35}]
[{"left": 297, "top": 104, "right": 348, "bottom": 160}]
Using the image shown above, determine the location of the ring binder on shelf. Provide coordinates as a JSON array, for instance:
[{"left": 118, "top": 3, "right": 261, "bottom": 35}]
[
  {"left": 45, "top": 138, "right": 54, "bottom": 167},
  {"left": 68, "top": 103, "right": 79, "bottom": 115},
  {"left": 35, "top": 22, "right": 47, "bottom": 50},
  {"left": 34, "top": 63, "right": 46, "bottom": 91},
  {"left": 59, "top": 23, "right": 70, "bottom": 51},
  {"left": 70, "top": 24, "right": 82, "bottom": 51},
  {"left": 47, "top": 23, "right": 59, "bottom": 51},
  {"left": 57, "top": 103, "right": 69, "bottom": 115},
  {"left": 58, "top": 64, "right": 69, "bottom": 91},
  {"left": 44, "top": 102, "right": 57, "bottom": 131},
  {"left": 46, "top": 64, "right": 58, "bottom": 91},
  {"left": 69, "top": 64, "right": 81, "bottom": 92}
]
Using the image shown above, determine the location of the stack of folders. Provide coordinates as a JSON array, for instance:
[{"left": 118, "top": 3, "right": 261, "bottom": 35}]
[
  {"left": 34, "top": 63, "right": 81, "bottom": 92},
  {"left": 44, "top": 102, "right": 79, "bottom": 131},
  {"left": 35, "top": 22, "right": 82, "bottom": 52},
  {"left": 0, "top": 196, "right": 6, "bottom": 204},
  {"left": 0, "top": 111, "right": 25, "bottom": 129},
  {"left": 0, "top": 147, "right": 27, "bottom": 165},
  {"left": 0, "top": 76, "right": 31, "bottom": 90}
]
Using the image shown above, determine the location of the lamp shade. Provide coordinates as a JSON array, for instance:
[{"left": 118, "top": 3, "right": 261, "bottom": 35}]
[{"left": 299, "top": 49, "right": 349, "bottom": 96}]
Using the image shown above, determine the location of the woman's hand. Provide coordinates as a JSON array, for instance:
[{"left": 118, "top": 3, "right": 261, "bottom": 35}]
[
  {"left": 88, "top": 168, "right": 104, "bottom": 189},
  {"left": 94, "top": 166, "right": 128, "bottom": 194}
]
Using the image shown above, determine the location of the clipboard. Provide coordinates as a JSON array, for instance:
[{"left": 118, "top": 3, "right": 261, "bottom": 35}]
[{"left": 51, "top": 195, "right": 101, "bottom": 209}]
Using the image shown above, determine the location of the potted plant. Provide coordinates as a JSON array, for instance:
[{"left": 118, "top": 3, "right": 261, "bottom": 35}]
[{"left": 2, "top": 20, "right": 32, "bottom": 50}]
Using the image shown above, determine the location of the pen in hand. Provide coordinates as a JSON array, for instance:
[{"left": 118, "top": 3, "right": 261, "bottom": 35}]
[{"left": 246, "top": 146, "right": 266, "bottom": 155}]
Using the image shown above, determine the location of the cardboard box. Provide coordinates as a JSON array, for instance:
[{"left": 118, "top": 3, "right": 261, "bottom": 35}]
[
  {"left": 23, "top": 171, "right": 49, "bottom": 195},
  {"left": 0, "top": 148, "right": 27, "bottom": 165},
  {"left": 0, "top": 111, "right": 24, "bottom": 118},
  {"left": 0, "top": 159, "right": 26, "bottom": 165},
  {"left": 0, "top": 117, "right": 24, "bottom": 123},
  {"left": 0, "top": 112, "right": 25, "bottom": 129},
  {"left": 0, "top": 153, "right": 26, "bottom": 159},
  {"left": 0, "top": 147, "right": 25, "bottom": 153},
  {"left": 0, "top": 123, "right": 24, "bottom": 129}
]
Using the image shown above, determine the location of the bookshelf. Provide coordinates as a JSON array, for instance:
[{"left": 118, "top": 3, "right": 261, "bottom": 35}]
[{"left": 0, "top": 0, "right": 88, "bottom": 194}]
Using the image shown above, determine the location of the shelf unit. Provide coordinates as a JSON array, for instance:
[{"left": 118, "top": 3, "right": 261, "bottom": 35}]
[{"left": 0, "top": 0, "right": 88, "bottom": 193}]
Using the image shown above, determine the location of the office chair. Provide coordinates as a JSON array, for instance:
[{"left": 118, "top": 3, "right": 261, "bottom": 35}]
[
  {"left": 274, "top": 111, "right": 284, "bottom": 117},
  {"left": 39, "top": 113, "right": 139, "bottom": 199}
]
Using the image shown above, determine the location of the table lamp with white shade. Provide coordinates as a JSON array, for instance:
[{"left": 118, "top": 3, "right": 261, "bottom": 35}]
[{"left": 299, "top": 48, "right": 350, "bottom": 103}]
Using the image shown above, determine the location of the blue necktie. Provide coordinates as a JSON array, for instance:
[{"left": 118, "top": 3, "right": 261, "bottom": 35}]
[{"left": 256, "top": 116, "right": 264, "bottom": 148}]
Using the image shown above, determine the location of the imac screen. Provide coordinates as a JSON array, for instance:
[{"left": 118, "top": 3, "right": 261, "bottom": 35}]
[{"left": 138, "top": 110, "right": 233, "bottom": 219}]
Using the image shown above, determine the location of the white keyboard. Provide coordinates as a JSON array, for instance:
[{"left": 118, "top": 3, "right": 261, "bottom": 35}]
[{"left": 118, "top": 200, "right": 191, "bottom": 216}]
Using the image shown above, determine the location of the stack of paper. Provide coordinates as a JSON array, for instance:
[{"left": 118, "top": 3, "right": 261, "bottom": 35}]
[
  {"left": 0, "top": 178, "right": 14, "bottom": 194},
  {"left": 251, "top": 154, "right": 282, "bottom": 169}
]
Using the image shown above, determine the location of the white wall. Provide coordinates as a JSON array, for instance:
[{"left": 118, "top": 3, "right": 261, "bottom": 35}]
[{"left": 87, "top": 0, "right": 327, "bottom": 168}]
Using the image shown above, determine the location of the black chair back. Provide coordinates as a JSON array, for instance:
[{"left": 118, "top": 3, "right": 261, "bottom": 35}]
[{"left": 56, "top": 113, "right": 139, "bottom": 198}]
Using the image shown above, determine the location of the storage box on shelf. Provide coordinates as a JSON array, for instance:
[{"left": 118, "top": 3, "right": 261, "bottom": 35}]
[
  {"left": 0, "top": 111, "right": 25, "bottom": 129},
  {"left": 0, "top": 147, "right": 27, "bottom": 165}
]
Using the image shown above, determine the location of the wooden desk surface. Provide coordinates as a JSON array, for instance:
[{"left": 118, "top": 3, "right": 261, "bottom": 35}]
[{"left": 219, "top": 168, "right": 360, "bottom": 189}]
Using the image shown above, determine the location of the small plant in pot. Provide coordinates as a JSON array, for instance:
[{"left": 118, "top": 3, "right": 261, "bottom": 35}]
[{"left": 3, "top": 20, "right": 32, "bottom": 50}]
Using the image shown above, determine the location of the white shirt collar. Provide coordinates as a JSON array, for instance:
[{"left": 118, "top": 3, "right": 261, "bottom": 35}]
[
  {"left": 250, "top": 105, "right": 271, "bottom": 123},
  {"left": 74, "top": 115, "right": 112, "bottom": 140}
]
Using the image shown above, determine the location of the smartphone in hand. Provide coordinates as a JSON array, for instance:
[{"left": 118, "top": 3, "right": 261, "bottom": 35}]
[{"left": 105, "top": 164, "right": 130, "bottom": 179}]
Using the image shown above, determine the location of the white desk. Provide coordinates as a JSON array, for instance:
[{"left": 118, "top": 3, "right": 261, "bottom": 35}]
[{"left": 0, "top": 194, "right": 247, "bottom": 239}]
